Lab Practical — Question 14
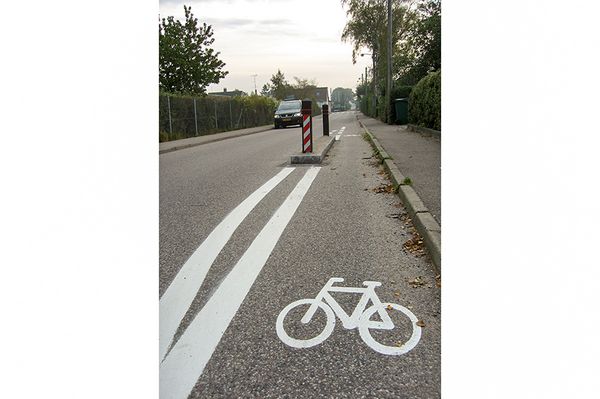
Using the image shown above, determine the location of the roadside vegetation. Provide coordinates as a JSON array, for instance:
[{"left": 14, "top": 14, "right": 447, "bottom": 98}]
[
  {"left": 159, "top": 93, "right": 278, "bottom": 142},
  {"left": 158, "top": 5, "right": 280, "bottom": 142},
  {"left": 159, "top": 5, "right": 228, "bottom": 95},
  {"left": 408, "top": 71, "right": 441, "bottom": 131},
  {"left": 342, "top": 0, "right": 441, "bottom": 130}
]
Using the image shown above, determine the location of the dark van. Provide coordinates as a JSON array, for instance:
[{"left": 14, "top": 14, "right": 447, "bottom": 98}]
[{"left": 274, "top": 100, "right": 302, "bottom": 129}]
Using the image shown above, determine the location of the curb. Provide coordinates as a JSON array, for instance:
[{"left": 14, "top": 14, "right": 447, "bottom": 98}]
[
  {"left": 407, "top": 124, "right": 441, "bottom": 138},
  {"left": 358, "top": 118, "right": 441, "bottom": 274},
  {"left": 159, "top": 125, "right": 274, "bottom": 154},
  {"left": 290, "top": 135, "right": 336, "bottom": 164}
]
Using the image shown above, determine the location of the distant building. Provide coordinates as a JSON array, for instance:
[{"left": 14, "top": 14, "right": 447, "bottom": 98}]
[
  {"left": 313, "top": 87, "right": 330, "bottom": 108},
  {"left": 208, "top": 88, "right": 247, "bottom": 97},
  {"left": 282, "top": 87, "right": 330, "bottom": 108}
]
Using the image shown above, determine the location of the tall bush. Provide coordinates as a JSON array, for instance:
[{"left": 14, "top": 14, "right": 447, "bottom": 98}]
[
  {"left": 159, "top": 93, "right": 278, "bottom": 142},
  {"left": 408, "top": 71, "right": 440, "bottom": 131}
]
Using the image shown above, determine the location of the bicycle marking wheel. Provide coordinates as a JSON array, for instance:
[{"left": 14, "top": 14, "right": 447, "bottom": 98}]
[
  {"left": 358, "top": 302, "right": 422, "bottom": 355},
  {"left": 276, "top": 299, "right": 335, "bottom": 348}
]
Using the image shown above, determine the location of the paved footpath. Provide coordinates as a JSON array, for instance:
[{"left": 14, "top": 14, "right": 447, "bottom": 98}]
[{"left": 356, "top": 114, "right": 441, "bottom": 224}]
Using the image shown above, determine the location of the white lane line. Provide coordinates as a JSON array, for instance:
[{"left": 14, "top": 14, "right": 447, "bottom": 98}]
[
  {"left": 160, "top": 167, "right": 321, "bottom": 399},
  {"left": 335, "top": 134, "right": 341, "bottom": 141},
  {"left": 159, "top": 167, "right": 295, "bottom": 361}
]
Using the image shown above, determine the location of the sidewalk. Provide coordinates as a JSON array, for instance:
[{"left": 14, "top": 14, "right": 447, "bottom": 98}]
[
  {"left": 159, "top": 124, "right": 273, "bottom": 154},
  {"left": 160, "top": 115, "right": 326, "bottom": 154},
  {"left": 357, "top": 114, "right": 441, "bottom": 224}
]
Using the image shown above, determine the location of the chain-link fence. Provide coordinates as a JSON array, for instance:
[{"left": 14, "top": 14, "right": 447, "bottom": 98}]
[{"left": 159, "top": 94, "right": 278, "bottom": 142}]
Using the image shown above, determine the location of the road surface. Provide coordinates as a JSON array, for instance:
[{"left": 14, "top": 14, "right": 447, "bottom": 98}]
[{"left": 159, "top": 111, "right": 441, "bottom": 398}]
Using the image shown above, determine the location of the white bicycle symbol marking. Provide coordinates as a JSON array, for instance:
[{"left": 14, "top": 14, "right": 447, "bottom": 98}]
[{"left": 276, "top": 277, "right": 422, "bottom": 355}]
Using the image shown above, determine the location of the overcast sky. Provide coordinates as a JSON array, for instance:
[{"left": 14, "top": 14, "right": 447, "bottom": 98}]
[{"left": 159, "top": 0, "right": 372, "bottom": 95}]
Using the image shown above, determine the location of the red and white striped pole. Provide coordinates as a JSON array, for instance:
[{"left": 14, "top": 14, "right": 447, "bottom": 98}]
[{"left": 301, "top": 100, "right": 313, "bottom": 153}]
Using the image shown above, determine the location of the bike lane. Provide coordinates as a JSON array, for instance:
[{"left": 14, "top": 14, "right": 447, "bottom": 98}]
[{"left": 187, "top": 112, "right": 441, "bottom": 398}]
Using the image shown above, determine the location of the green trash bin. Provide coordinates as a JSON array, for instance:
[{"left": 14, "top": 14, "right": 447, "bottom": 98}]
[{"left": 393, "top": 98, "right": 409, "bottom": 125}]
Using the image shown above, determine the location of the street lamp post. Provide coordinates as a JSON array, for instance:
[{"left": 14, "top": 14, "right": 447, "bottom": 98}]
[
  {"left": 387, "top": 0, "right": 393, "bottom": 124},
  {"left": 361, "top": 52, "right": 376, "bottom": 117}
]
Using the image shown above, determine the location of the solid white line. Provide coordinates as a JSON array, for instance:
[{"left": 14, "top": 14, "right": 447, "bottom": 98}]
[
  {"left": 159, "top": 167, "right": 295, "bottom": 361},
  {"left": 160, "top": 167, "right": 321, "bottom": 399},
  {"left": 335, "top": 134, "right": 341, "bottom": 141}
]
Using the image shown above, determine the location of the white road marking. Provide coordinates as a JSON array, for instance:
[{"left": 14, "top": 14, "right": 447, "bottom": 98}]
[
  {"left": 160, "top": 167, "right": 321, "bottom": 399},
  {"left": 335, "top": 126, "right": 346, "bottom": 141},
  {"left": 276, "top": 277, "right": 421, "bottom": 355},
  {"left": 159, "top": 167, "right": 295, "bottom": 361}
]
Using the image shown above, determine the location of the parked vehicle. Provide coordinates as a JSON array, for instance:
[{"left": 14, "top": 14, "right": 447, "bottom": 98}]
[{"left": 274, "top": 100, "right": 302, "bottom": 129}]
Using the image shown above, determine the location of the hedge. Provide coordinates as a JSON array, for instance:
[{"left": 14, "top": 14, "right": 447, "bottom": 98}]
[
  {"left": 408, "top": 71, "right": 441, "bottom": 131},
  {"left": 159, "top": 93, "right": 279, "bottom": 142}
]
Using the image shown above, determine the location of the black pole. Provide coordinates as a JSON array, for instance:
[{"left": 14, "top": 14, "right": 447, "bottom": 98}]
[{"left": 322, "top": 104, "right": 329, "bottom": 136}]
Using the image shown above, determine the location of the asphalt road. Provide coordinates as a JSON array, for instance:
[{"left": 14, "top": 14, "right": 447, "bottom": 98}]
[{"left": 159, "top": 111, "right": 440, "bottom": 398}]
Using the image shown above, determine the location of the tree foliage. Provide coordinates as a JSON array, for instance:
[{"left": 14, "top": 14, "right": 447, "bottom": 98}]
[
  {"left": 342, "top": 0, "right": 419, "bottom": 121},
  {"left": 341, "top": 0, "right": 387, "bottom": 64},
  {"left": 159, "top": 5, "right": 228, "bottom": 95},
  {"left": 261, "top": 69, "right": 289, "bottom": 99},
  {"left": 394, "top": 0, "right": 441, "bottom": 86},
  {"left": 342, "top": 0, "right": 441, "bottom": 123},
  {"left": 261, "top": 69, "right": 320, "bottom": 101},
  {"left": 332, "top": 87, "right": 355, "bottom": 110}
]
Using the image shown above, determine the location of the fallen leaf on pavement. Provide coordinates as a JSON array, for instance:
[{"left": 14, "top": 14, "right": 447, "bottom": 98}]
[
  {"left": 416, "top": 320, "right": 425, "bottom": 327},
  {"left": 408, "top": 276, "right": 426, "bottom": 288},
  {"left": 371, "top": 183, "right": 395, "bottom": 194}
]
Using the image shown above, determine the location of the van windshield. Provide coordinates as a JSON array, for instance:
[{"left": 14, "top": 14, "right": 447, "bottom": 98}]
[{"left": 277, "top": 101, "right": 301, "bottom": 112}]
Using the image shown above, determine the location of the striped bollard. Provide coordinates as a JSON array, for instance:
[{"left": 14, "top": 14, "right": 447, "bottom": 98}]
[{"left": 301, "top": 100, "right": 313, "bottom": 153}]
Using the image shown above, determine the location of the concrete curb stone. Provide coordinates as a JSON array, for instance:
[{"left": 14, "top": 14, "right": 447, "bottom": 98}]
[
  {"left": 382, "top": 159, "right": 406, "bottom": 189},
  {"left": 398, "top": 185, "right": 429, "bottom": 217},
  {"left": 159, "top": 125, "right": 273, "bottom": 154},
  {"left": 290, "top": 135, "right": 336, "bottom": 164},
  {"left": 358, "top": 117, "right": 441, "bottom": 274}
]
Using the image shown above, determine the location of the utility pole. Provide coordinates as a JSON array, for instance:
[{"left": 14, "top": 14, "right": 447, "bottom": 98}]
[
  {"left": 365, "top": 66, "right": 368, "bottom": 113},
  {"left": 387, "top": 0, "right": 393, "bottom": 124},
  {"left": 361, "top": 53, "right": 376, "bottom": 117},
  {"left": 372, "top": 52, "right": 377, "bottom": 117},
  {"left": 251, "top": 74, "right": 258, "bottom": 95}
]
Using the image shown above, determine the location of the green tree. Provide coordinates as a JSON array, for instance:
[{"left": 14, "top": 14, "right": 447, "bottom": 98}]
[
  {"left": 268, "top": 69, "right": 291, "bottom": 100},
  {"left": 342, "top": 0, "right": 418, "bottom": 120},
  {"left": 261, "top": 83, "right": 272, "bottom": 97},
  {"left": 332, "top": 87, "right": 355, "bottom": 110},
  {"left": 291, "top": 76, "right": 318, "bottom": 100},
  {"left": 394, "top": 0, "right": 440, "bottom": 86},
  {"left": 159, "top": 5, "right": 228, "bottom": 95}
]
